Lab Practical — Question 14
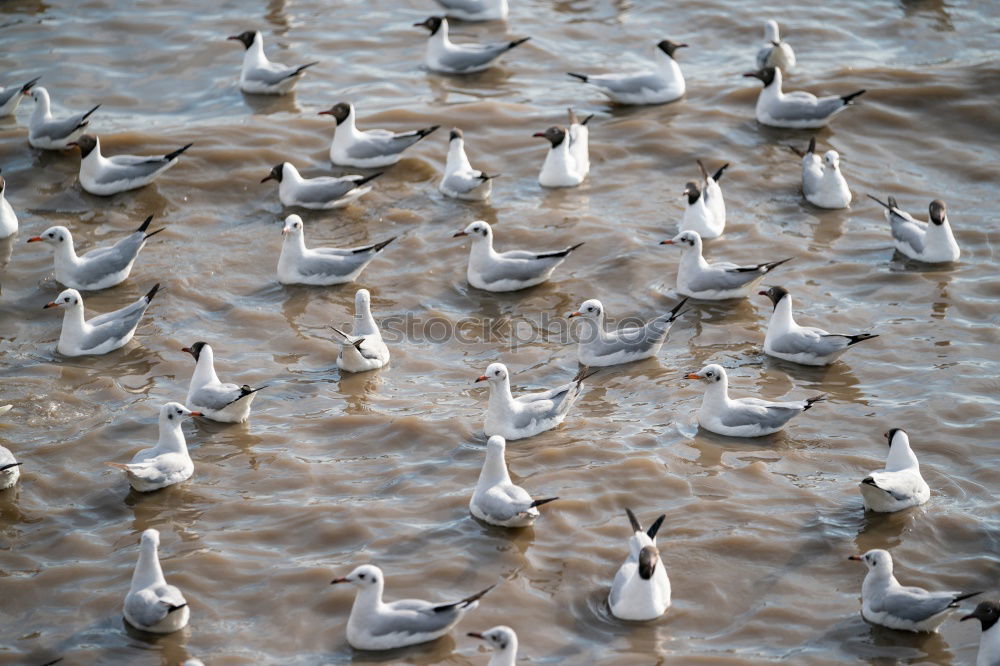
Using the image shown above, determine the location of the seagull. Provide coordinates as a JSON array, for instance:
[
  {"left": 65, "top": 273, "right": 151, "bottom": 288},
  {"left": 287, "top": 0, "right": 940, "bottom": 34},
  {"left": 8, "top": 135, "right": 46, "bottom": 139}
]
[
  {"left": 756, "top": 20, "right": 796, "bottom": 72},
  {"left": 43, "top": 284, "right": 159, "bottom": 357},
  {"left": 788, "top": 138, "right": 851, "bottom": 209},
  {"left": 320, "top": 102, "right": 440, "bottom": 168},
  {"left": 330, "top": 288, "right": 390, "bottom": 373},
  {"left": 227, "top": 30, "right": 318, "bottom": 95},
  {"left": 661, "top": 230, "right": 792, "bottom": 300},
  {"left": 760, "top": 286, "right": 877, "bottom": 366},
  {"left": 331, "top": 564, "right": 494, "bottom": 650},
  {"left": 467, "top": 626, "right": 518, "bottom": 665},
  {"left": 453, "top": 220, "right": 583, "bottom": 292},
  {"left": 679, "top": 160, "right": 728, "bottom": 239},
  {"left": 470, "top": 435, "right": 558, "bottom": 527},
  {"left": 0, "top": 76, "right": 39, "bottom": 117},
  {"left": 567, "top": 108, "right": 593, "bottom": 175},
  {"left": 859, "top": 428, "right": 930, "bottom": 513},
  {"left": 848, "top": 549, "right": 980, "bottom": 633},
  {"left": 568, "top": 297, "right": 687, "bottom": 367},
  {"left": 534, "top": 125, "right": 587, "bottom": 188},
  {"left": 867, "top": 195, "right": 960, "bottom": 263},
  {"left": 27, "top": 87, "right": 100, "bottom": 150},
  {"left": 609, "top": 508, "right": 671, "bottom": 621},
  {"left": 476, "top": 363, "right": 593, "bottom": 440},
  {"left": 743, "top": 67, "right": 865, "bottom": 129},
  {"left": 261, "top": 162, "right": 380, "bottom": 210},
  {"left": 415, "top": 16, "right": 529, "bottom": 74},
  {"left": 439, "top": 128, "right": 497, "bottom": 201},
  {"left": 106, "top": 403, "right": 199, "bottom": 492},
  {"left": 123, "top": 529, "right": 190, "bottom": 634},
  {"left": 432, "top": 0, "right": 508, "bottom": 21},
  {"left": 0, "top": 442, "right": 22, "bottom": 490},
  {"left": 26, "top": 216, "right": 165, "bottom": 291},
  {"left": 277, "top": 214, "right": 395, "bottom": 286},
  {"left": 962, "top": 601, "right": 1000, "bottom": 666},
  {"left": 69, "top": 134, "right": 192, "bottom": 196},
  {"left": 182, "top": 341, "right": 265, "bottom": 423},
  {"left": 686, "top": 364, "right": 824, "bottom": 437},
  {"left": 568, "top": 40, "right": 687, "bottom": 105},
  {"left": 0, "top": 170, "right": 17, "bottom": 239}
]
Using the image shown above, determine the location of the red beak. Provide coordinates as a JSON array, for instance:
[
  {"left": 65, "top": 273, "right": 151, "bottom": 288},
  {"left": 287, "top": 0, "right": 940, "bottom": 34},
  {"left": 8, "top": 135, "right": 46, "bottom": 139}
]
[
  {"left": 26, "top": 236, "right": 43, "bottom": 243},
  {"left": 685, "top": 373, "right": 701, "bottom": 379},
  {"left": 758, "top": 290, "right": 767, "bottom": 296},
  {"left": 452, "top": 231, "right": 467, "bottom": 237},
  {"left": 848, "top": 555, "right": 863, "bottom": 561},
  {"left": 532, "top": 132, "right": 545, "bottom": 138},
  {"left": 475, "top": 374, "right": 488, "bottom": 382},
  {"left": 660, "top": 239, "right": 674, "bottom": 245},
  {"left": 330, "top": 577, "right": 349, "bottom": 584},
  {"left": 568, "top": 311, "right": 582, "bottom": 318},
  {"left": 190, "top": 411, "right": 203, "bottom": 417},
  {"left": 43, "top": 301, "right": 58, "bottom": 309}
]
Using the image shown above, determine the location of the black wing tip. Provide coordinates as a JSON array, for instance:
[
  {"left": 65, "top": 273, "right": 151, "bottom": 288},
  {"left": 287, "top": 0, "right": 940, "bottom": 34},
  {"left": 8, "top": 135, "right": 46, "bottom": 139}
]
[
  {"left": 866, "top": 193, "right": 893, "bottom": 210},
  {"left": 625, "top": 507, "right": 641, "bottom": 532},
  {"left": 762, "top": 257, "right": 794, "bottom": 272},
  {"left": 296, "top": 61, "right": 320, "bottom": 74},
  {"left": 573, "top": 365, "right": 598, "bottom": 384},
  {"left": 355, "top": 171, "right": 384, "bottom": 186},
  {"left": 807, "top": 137, "right": 816, "bottom": 154},
  {"left": 668, "top": 296, "right": 690, "bottom": 320},
  {"left": 646, "top": 514, "right": 665, "bottom": 539},
  {"left": 165, "top": 143, "right": 194, "bottom": 161},
  {"left": 529, "top": 496, "right": 559, "bottom": 508},
  {"left": 166, "top": 602, "right": 188, "bottom": 614},
  {"left": 847, "top": 333, "right": 879, "bottom": 345},
  {"left": 842, "top": 89, "right": 867, "bottom": 104},
  {"left": 82, "top": 104, "right": 101, "bottom": 120},
  {"left": 0, "top": 462, "right": 23, "bottom": 471},
  {"left": 803, "top": 394, "right": 827, "bottom": 410},
  {"left": 953, "top": 591, "right": 983, "bottom": 604},
  {"left": 144, "top": 283, "right": 161, "bottom": 302},
  {"left": 478, "top": 172, "right": 501, "bottom": 181},
  {"left": 135, "top": 214, "right": 154, "bottom": 233},
  {"left": 460, "top": 582, "right": 497, "bottom": 607},
  {"left": 417, "top": 125, "right": 441, "bottom": 139},
  {"left": 508, "top": 36, "right": 531, "bottom": 49},
  {"left": 371, "top": 236, "right": 397, "bottom": 253},
  {"left": 567, "top": 72, "right": 589, "bottom": 82},
  {"left": 712, "top": 163, "right": 730, "bottom": 182}
]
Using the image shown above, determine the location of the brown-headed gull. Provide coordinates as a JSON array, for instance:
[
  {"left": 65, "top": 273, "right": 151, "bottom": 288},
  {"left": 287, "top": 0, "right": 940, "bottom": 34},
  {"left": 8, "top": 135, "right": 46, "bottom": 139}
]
[
  {"left": 320, "top": 102, "right": 439, "bottom": 168},
  {"left": 0, "top": 76, "right": 39, "bottom": 116},
  {"left": 680, "top": 160, "right": 728, "bottom": 239},
  {"left": 330, "top": 289, "right": 389, "bottom": 373},
  {"left": 467, "top": 626, "right": 518, "bottom": 665},
  {"left": 0, "top": 170, "right": 17, "bottom": 239},
  {"left": 433, "top": 0, "right": 508, "bottom": 21},
  {"left": 278, "top": 215, "right": 395, "bottom": 286},
  {"left": 568, "top": 297, "right": 687, "bottom": 367},
  {"left": 743, "top": 67, "right": 865, "bottom": 129},
  {"left": 609, "top": 508, "right": 670, "bottom": 621},
  {"left": 27, "top": 87, "right": 100, "bottom": 150},
  {"left": 43, "top": 284, "right": 159, "bottom": 356},
  {"left": 788, "top": 138, "right": 851, "bottom": 209},
  {"left": 470, "top": 435, "right": 558, "bottom": 527},
  {"left": 124, "top": 529, "right": 189, "bottom": 633},
  {"left": 568, "top": 40, "right": 687, "bottom": 105},
  {"left": 534, "top": 126, "right": 585, "bottom": 188},
  {"left": 261, "top": 162, "right": 380, "bottom": 210},
  {"left": 182, "top": 342, "right": 265, "bottom": 423},
  {"left": 756, "top": 20, "right": 796, "bottom": 72},
  {"left": 962, "top": 601, "right": 1000, "bottom": 666},
  {"left": 476, "top": 363, "right": 593, "bottom": 440},
  {"left": 107, "top": 403, "right": 199, "bottom": 492},
  {"left": 228, "top": 30, "right": 318, "bottom": 95},
  {"left": 867, "top": 195, "right": 960, "bottom": 263},
  {"left": 69, "top": 134, "right": 192, "bottom": 196},
  {"left": 661, "top": 230, "right": 792, "bottom": 300},
  {"left": 440, "top": 129, "right": 498, "bottom": 201},
  {"left": 859, "top": 428, "right": 930, "bottom": 513},
  {"left": 415, "top": 16, "right": 529, "bottom": 74}
]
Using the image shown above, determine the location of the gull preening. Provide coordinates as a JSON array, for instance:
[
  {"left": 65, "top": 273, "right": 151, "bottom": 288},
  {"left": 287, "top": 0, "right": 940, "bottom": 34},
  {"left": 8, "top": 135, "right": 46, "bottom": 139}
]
[
  {"left": 867, "top": 195, "right": 960, "bottom": 263},
  {"left": 568, "top": 297, "right": 687, "bottom": 367},
  {"left": 27, "top": 87, "right": 100, "bottom": 150},
  {"left": 859, "top": 428, "right": 930, "bottom": 513},
  {"left": 848, "top": 549, "right": 980, "bottom": 633},
  {"left": 182, "top": 341, "right": 265, "bottom": 423},
  {"left": 789, "top": 138, "right": 851, "bottom": 209},
  {"left": 468, "top": 626, "right": 518, "bottom": 665},
  {"left": 0, "top": 76, "right": 39, "bottom": 116},
  {"left": 228, "top": 30, "right": 318, "bottom": 95},
  {"left": 261, "top": 162, "right": 380, "bottom": 210},
  {"left": 107, "top": 403, "right": 199, "bottom": 492},
  {"left": 43, "top": 284, "right": 159, "bottom": 356},
  {"left": 415, "top": 16, "right": 529, "bottom": 74},
  {"left": 477, "top": 363, "right": 592, "bottom": 440},
  {"left": 432, "top": 0, "right": 508, "bottom": 21},
  {"left": 609, "top": 509, "right": 671, "bottom": 621},
  {"left": 278, "top": 214, "right": 395, "bottom": 286},
  {"left": 679, "top": 160, "right": 728, "bottom": 239},
  {"left": 661, "top": 230, "right": 792, "bottom": 300},
  {"left": 440, "top": 128, "right": 497, "bottom": 201},
  {"left": 27, "top": 216, "right": 165, "bottom": 291},
  {"left": 330, "top": 288, "right": 390, "bottom": 373},
  {"left": 962, "top": 601, "right": 1000, "bottom": 666},
  {"left": 756, "top": 20, "right": 796, "bottom": 72},
  {"left": 331, "top": 564, "right": 494, "bottom": 650},
  {"left": 123, "top": 529, "right": 189, "bottom": 634},
  {"left": 686, "top": 364, "right": 824, "bottom": 437},
  {"left": 568, "top": 40, "right": 687, "bottom": 105},
  {"left": 760, "top": 286, "right": 877, "bottom": 366},
  {"left": 70, "top": 134, "right": 192, "bottom": 196},
  {"left": 744, "top": 67, "right": 865, "bottom": 129},
  {"left": 320, "top": 102, "right": 440, "bottom": 168},
  {"left": 470, "top": 435, "right": 558, "bottom": 527},
  {"left": 0, "top": 171, "right": 17, "bottom": 239},
  {"left": 453, "top": 220, "right": 583, "bottom": 292}
]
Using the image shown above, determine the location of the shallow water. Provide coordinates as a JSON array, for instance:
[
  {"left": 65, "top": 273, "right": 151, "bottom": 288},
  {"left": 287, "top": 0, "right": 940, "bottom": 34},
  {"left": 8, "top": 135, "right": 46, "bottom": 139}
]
[{"left": 1, "top": 0, "right": 998, "bottom": 664}]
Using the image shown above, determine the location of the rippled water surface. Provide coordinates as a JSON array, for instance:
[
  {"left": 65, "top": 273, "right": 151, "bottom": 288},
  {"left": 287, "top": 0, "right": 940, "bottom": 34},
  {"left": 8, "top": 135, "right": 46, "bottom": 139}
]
[{"left": 1, "top": 0, "right": 998, "bottom": 664}]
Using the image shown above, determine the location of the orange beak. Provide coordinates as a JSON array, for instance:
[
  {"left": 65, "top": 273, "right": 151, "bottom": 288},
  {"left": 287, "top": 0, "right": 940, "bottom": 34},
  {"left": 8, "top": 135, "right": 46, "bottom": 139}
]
[
  {"left": 26, "top": 236, "right": 43, "bottom": 243},
  {"left": 452, "top": 231, "right": 467, "bottom": 237},
  {"left": 848, "top": 555, "right": 863, "bottom": 561},
  {"left": 190, "top": 411, "right": 203, "bottom": 417},
  {"left": 475, "top": 374, "right": 488, "bottom": 382},
  {"left": 43, "top": 301, "right": 59, "bottom": 309},
  {"left": 568, "top": 311, "right": 582, "bottom": 318},
  {"left": 660, "top": 239, "right": 674, "bottom": 245},
  {"left": 467, "top": 632, "right": 484, "bottom": 639},
  {"left": 685, "top": 373, "right": 701, "bottom": 379}
]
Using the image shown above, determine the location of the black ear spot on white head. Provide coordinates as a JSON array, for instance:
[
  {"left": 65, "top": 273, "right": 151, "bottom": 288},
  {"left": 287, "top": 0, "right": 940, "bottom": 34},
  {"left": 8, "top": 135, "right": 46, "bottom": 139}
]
[{"left": 167, "top": 413, "right": 174, "bottom": 420}]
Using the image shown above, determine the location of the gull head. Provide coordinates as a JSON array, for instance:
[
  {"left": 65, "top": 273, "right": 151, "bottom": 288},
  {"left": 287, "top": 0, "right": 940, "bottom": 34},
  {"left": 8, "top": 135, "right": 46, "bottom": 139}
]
[
  {"left": 848, "top": 549, "right": 893, "bottom": 575},
  {"left": 657, "top": 39, "right": 688, "bottom": 59},
  {"left": 227, "top": 30, "right": 258, "bottom": 50},
  {"left": 485, "top": 435, "right": 506, "bottom": 456},
  {"left": 468, "top": 626, "right": 517, "bottom": 653},
  {"left": 568, "top": 298, "right": 603, "bottom": 321},
  {"left": 261, "top": 163, "right": 286, "bottom": 184},
  {"left": 181, "top": 341, "right": 209, "bottom": 362},
  {"left": 742, "top": 67, "right": 776, "bottom": 87},
  {"left": 686, "top": 363, "right": 726, "bottom": 383},
  {"left": 681, "top": 181, "right": 702, "bottom": 204},
  {"left": 318, "top": 102, "right": 352, "bottom": 124},
  {"left": 26, "top": 225, "right": 71, "bottom": 247},
  {"left": 414, "top": 16, "right": 444, "bottom": 35},
  {"left": 929, "top": 199, "right": 947, "bottom": 226},
  {"left": 68, "top": 133, "right": 99, "bottom": 158},
  {"left": 453, "top": 220, "right": 492, "bottom": 242},
  {"left": 476, "top": 362, "right": 508, "bottom": 385},
  {"left": 331, "top": 564, "right": 382, "bottom": 588},
  {"left": 282, "top": 214, "right": 304, "bottom": 237},
  {"left": 884, "top": 428, "right": 908, "bottom": 448},
  {"left": 141, "top": 528, "right": 160, "bottom": 547},
  {"left": 449, "top": 127, "right": 464, "bottom": 142},
  {"left": 43, "top": 288, "right": 82, "bottom": 311},
  {"left": 661, "top": 230, "right": 701, "bottom": 250},
  {"left": 28, "top": 86, "right": 50, "bottom": 105},
  {"left": 962, "top": 600, "right": 1000, "bottom": 629},
  {"left": 822, "top": 150, "right": 841, "bottom": 170},
  {"left": 160, "top": 402, "right": 201, "bottom": 422},
  {"left": 355, "top": 288, "right": 371, "bottom": 310},
  {"left": 532, "top": 126, "right": 566, "bottom": 148},
  {"left": 638, "top": 545, "right": 660, "bottom": 580},
  {"left": 764, "top": 19, "right": 781, "bottom": 42},
  {"left": 758, "top": 285, "right": 789, "bottom": 307}
]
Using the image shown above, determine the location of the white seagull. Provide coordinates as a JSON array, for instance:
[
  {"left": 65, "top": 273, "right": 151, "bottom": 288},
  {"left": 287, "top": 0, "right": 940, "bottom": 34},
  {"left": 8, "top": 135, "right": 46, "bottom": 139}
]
[
  {"left": 568, "top": 40, "right": 687, "bottom": 105},
  {"left": 123, "top": 528, "right": 190, "bottom": 634},
  {"left": 533, "top": 118, "right": 589, "bottom": 188},
  {"left": 470, "top": 435, "right": 558, "bottom": 527},
  {"left": 0, "top": 76, "right": 39, "bottom": 117},
  {"left": 27, "top": 87, "right": 100, "bottom": 150},
  {"left": 962, "top": 601, "right": 1000, "bottom": 666},
  {"left": 679, "top": 160, "right": 728, "bottom": 239},
  {"left": 107, "top": 402, "right": 199, "bottom": 492},
  {"left": 439, "top": 128, "right": 498, "bottom": 201},
  {"left": 43, "top": 284, "right": 159, "bottom": 356},
  {"left": 467, "top": 626, "right": 518, "bottom": 665},
  {"left": 432, "top": 0, "right": 508, "bottom": 21},
  {"left": 182, "top": 341, "right": 265, "bottom": 423},
  {"left": 568, "top": 297, "right": 687, "bottom": 367},
  {"left": 476, "top": 363, "right": 592, "bottom": 441},
  {"left": 27, "top": 216, "right": 165, "bottom": 291},
  {"left": 859, "top": 428, "right": 930, "bottom": 513},
  {"left": 756, "top": 20, "right": 796, "bottom": 72},
  {"left": 331, "top": 564, "right": 494, "bottom": 650},
  {"left": 320, "top": 102, "right": 439, "bottom": 168},
  {"left": 788, "top": 138, "right": 851, "bottom": 209},
  {"left": 453, "top": 220, "right": 583, "bottom": 292},
  {"left": 415, "top": 16, "right": 529, "bottom": 74},
  {"left": 278, "top": 214, "right": 395, "bottom": 286},
  {"left": 330, "top": 288, "right": 390, "bottom": 373},
  {"left": 0, "top": 442, "right": 22, "bottom": 490},
  {"left": 760, "top": 286, "right": 877, "bottom": 366},
  {"left": 867, "top": 195, "right": 960, "bottom": 263},
  {"left": 0, "top": 170, "right": 17, "bottom": 239},
  {"left": 848, "top": 549, "right": 980, "bottom": 633},
  {"left": 744, "top": 67, "right": 865, "bottom": 129},
  {"left": 228, "top": 30, "right": 318, "bottom": 95},
  {"left": 686, "top": 363, "right": 824, "bottom": 437},
  {"left": 70, "top": 134, "right": 192, "bottom": 196},
  {"left": 608, "top": 508, "right": 671, "bottom": 621},
  {"left": 661, "top": 230, "right": 792, "bottom": 300},
  {"left": 261, "top": 162, "right": 380, "bottom": 210}
]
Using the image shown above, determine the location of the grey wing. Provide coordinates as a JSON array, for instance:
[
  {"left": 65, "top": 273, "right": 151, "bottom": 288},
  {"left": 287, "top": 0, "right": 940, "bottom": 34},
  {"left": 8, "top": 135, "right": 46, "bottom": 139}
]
[
  {"left": 478, "top": 254, "right": 555, "bottom": 284},
  {"left": 96, "top": 156, "right": 171, "bottom": 185},
  {"left": 125, "top": 591, "right": 170, "bottom": 628},
  {"left": 80, "top": 300, "right": 150, "bottom": 349},
  {"left": 190, "top": 383, "right": 243, "bottom": 410},
  {"left": 890, "top": 216, "right": 926, "bottom": 254},
  {"left": 477, "top": 486, "right": 530, "bottom": 521},
  {"left": 875, "top": 589, "right": 958, "bottom": 622},
  {"left": 442, "top": 171, "right": 486, "bottom": 194},
  {"left": 719, "top": 400, "right": 799, "bottom": 430},
  {"left": 296, "top": 252, "right": 367, "bottom": 278},
  {"left": 769, "top": 95, "right": 845, "bottom": 122},
  {"left": 0, "top": 87, "right": 18, "bottom": 107},
  {"left": 594, "top": 324, "right": 664, "bottom": 357},
  {"left": 769, "top": 328, "right": 849, "bottom": 356},
  {"left": 33, "top": 113, "right": 90, "bottom": 141},
  {"left": 590, "top": 72, "right": 665, "bottom": 94},
  {"left": 439, "top": 44, "right": 509, "bottom": 71},
  {"left": 244, "top": 63, "right": 303, "bottom": 86},
  {"left": 76, "top": 234, "right": 143, "bottom": 282},
  {"left": 369, "top": 602, "right": 459, "bottom": 638},
  {"left": 435, "top": 0, "right": 487, "bottom": 10},
  {"left": 801, "top": 160, "right": 823, "bottom": 198},
  {"left": 348, "top": 131, "right": 423, "bottom": 160},
  {"left": 687, "top": 265, "right": 761, "bottom": 292},
  {"left": 293, "top": 178, "right": 360, "bottom": 204}
]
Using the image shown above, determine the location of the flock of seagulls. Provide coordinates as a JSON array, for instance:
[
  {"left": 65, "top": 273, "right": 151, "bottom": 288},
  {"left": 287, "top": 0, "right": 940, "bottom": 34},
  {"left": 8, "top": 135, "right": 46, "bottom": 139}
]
[{"left": 0, "top": 1, "right": 989, "bottom": 663}]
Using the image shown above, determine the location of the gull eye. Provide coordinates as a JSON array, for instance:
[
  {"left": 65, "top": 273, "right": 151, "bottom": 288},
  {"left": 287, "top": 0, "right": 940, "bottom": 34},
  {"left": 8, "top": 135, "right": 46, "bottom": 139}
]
[
  {"left": 48, "top": 232, "right": 54, "bottom": 238},
  {"left": 64, "top": 297, "right": 70, "bottom": 302},
  {"left": 358, "top": 573, "right": 365, "bottom": 580}
]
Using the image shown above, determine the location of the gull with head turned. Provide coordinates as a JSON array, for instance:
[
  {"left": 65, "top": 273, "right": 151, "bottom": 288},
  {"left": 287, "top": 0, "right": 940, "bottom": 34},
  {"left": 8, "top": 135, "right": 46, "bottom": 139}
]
[{"left": 609, "top": 508, "right": 671, "bottom": 621}]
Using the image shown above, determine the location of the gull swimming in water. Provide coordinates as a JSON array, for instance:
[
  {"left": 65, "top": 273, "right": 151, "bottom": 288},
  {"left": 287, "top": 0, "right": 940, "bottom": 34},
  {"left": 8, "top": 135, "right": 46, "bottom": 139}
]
[
  {"left": 467, "top": 626, "right": 518, "bottom": 665},
  {"left": 476, "top": 363, "right": 593, "bottom": 440},
  {"left": 788, "top": 138, "right": 851, "bottom": 209},
  {"left": 760, "top": 286, "right": 877, "bottom": 365},
  {"left": 848, "top": 549, "right": 980, "bottom": 633},
  {"left": 568, "top": 297, "right": 688, "bottom": 367},
  {"left": 0, "top": 76, "right": 39, "bottom": 117},
  {"left": 0, "top": 170, "right": 17, "bottom": 239},
  {"left": 568, "top": 40, "right": 687, "bottom": 105},
  {"left": 744, "top": 67, "right": 865, "bottom": 129},
  {"left": 27, "top": 216, "right": 165, "bottom": 291},
  {"left": 182, "top": 341, "right": 265, "bottom": 423},
  {"left": 679, "top": 160, "right": 728, "bottom": 239},
  {"left": 962, "top": 601, "right": 1000, "bottom": 666},
  {"left": 330, "top": 288, "right": 390, "bottom": 372},
  {"left": 432, "top": 0, "right": 508, "bottom": 21},
  {"left": 609, "top": 508, "right": 670, "bottom": 621},
  {"left": 661, "top": 230, "right": 792, "bottom": 300},
  {"left": 686, "top": 364, "right": 824, "bottom": 437},
  {"left": 123, "top": 528, "right": 190, "bottom": 633},
  {"left": 755, "top": 20, "right": 796, "bottom": 72},
  {"left": 27, "top": 86, "right": 100, "bottom": 150},
  {"left": 261, "top": 162, "right": 380, "bottom": 210},
  {"left": 859, "top": 428, "right": 930, "bottom": 513},
  {"left": 43, "top": 284, "right": 159, "bottom": 356},
  {"left": 415, "top": 16, "right": 529, "bottom": 74},
  {"left": 278, "top": 215, "right": 395, "bottom": 286},
  {"left": 107, "top": 403, "right": 199, "bottom": 492},
  {"left": 331, "top": 564, "right": 494, "bottom": 650},
  {"left": 228, "top": 30, "right": 318, "bottom": 95},
  {"left": 470, "top": 435, "right": 558, "bottom": 527},
  {"left": 439, "top": 129, "right": 498, "bottom": 201},
  {"left": 867, "top": 195, "right": 960, "bottom": 263},
  {"left": 0, "top": 424, "right": 22, "bottom": 490},
  {"left": 534, "top": 125, "right": 587, "bottom": 188},
  {"left": 69, "top": 134, "right": 192, "bottom": 196},
  {"left": 320, "top": 102, "right": 440, "bottom": 168},
  {"left": 453, "top": 220, "right": 583, "bottom": 292}
]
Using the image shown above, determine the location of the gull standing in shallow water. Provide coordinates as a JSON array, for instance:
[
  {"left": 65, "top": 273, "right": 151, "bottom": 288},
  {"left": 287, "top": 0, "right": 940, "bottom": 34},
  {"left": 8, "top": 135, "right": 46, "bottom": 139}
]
[
  {"left": 278, "top": 215, "right": 395, "bottom": 286},
  {"left": 744, "top": 67, "right": 865, "bottom": 129},
  {"left": 476, "top": 363, "right": 593, "bottom": 440},
  {"left": 107, "top": 403, "right": 199, "bottom": 492},
  {"left": 415, "top": 16, "right": 529, "bottom": 74},
  {"left": 320, "top": 102, "right": 440, "bottom": 168},
  {"left": 756, "top": 20, "right": 796, "bottom": 72},
  {"left": 0, "top": 76, "right": 39, "bottom": 117},
  {"left": 453, "top": 220, "right": 583, "bottom": 292},
  {"left": 760, "top": 286, "right": 877, "bottom": 366},
  {"left": 789, "top": 138, "right": 851, "bottom": 209},
  {"left": 679, "top": 160, "right": 728, "bottom": 239},
  {"left": 467, "top": 626, "right": 518, "bottom": 665},
  {"left": 859, "top": 428, "right": 930, "bottom": 513},
  {"left": 470, "top": 435, "right": 558, "bottom": 527},
  {"left": 27, "top": 87, "right": 100, "bottom": 150},
  {"left": 27, "top": 216, "right": 165, "bottom": 291},
  {"left": 439, "top": 129, "right": 497, "bottom": 201},
  {"left": 848, "top": 549, "right": 980, "bottom": 633},
  {"left": 330, "top": 288, "right": 389, "bottom": 373},
  {"left": 123, "top": 529, "right": 189, "bottom": 633},
  {"left": 568, "top": 297, "right": 687, "bottom": 367},
  {"left": 661, "top": 230, "right": 792, "bottom": 300},
  {"left": 962, "top": 601, "right": 1000, "bottom": 666},
  {"left": 261, "top": 162, "right": 380, "bottom": 210},
  {"left": 70, "top": 134, "right": 192, "bottom": 196},
  {"left": 43, "top": 284, "right": 159, "bottom": 356},
  {"left": 228, "top": 30, "right": 318, "bottom": 95},
  {"left": 609, "top": 509, "right": 670, "bottom": 621},
  {"left": 0, "top": 171, "right": 18, "bottom": 238},
  {"left": 568, "top": 40, "right": 687, "bottom": 105},
  {"left": 686, "top": 364, "right": 824, "bottom": 437},
  {"left": 331, "top": 564, "right": 494, "bottom": 650},
  {"left": 432, "top": 0, "right": 508, "bottom": 21},
  {"left": 867, "top": 195, "right": 960, "bottom": 263},
  {"left": 182, "top": 342, "right": 265, "bottom": 423}
]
